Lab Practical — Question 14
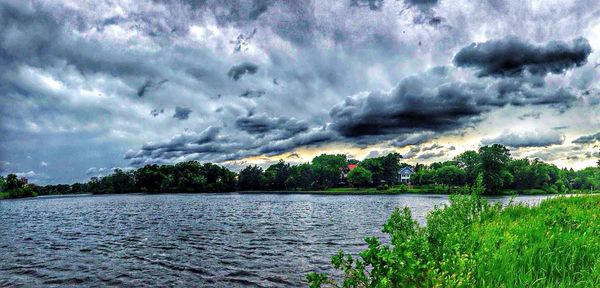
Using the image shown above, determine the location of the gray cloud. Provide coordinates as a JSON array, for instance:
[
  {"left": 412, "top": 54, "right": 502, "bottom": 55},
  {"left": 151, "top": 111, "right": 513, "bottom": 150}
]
[
  {"left": 481, "top": 130, "right": 565, "bottom": 148},
  {"left": 572, "top": 132, "right": 600, "bottom": 144},
  {"left": 173, "top": 107, "right": 192, "bottom": 120},
  {"left": 391, "top": 132, "right": 437, "bottom": 147},
  {"left": 402, "top": 145, "right": 421, "bottom": 159},
  {"left": 137, "top": 79, "right": 168, "bottom": 97},
  {"left": 227, "top": 62, "right": 259, "bottom": 81},
  {"left": 234, "top": 113, "right": 309, "bottom": 138},
  {"left": 330, "top": 67, "right": 487, "bottom": 138},
  {"left": 150, "top": 108, "right": 165, "bottom": 117},
  {"left": 405, "top": 0, "right": 439, "bottom": 9},
  {"left": 518, "top": 112, "right": 541, "bottom": 120},
  {"left": 454, "top": 37, "right": 592, "bottom": 77},
  {"left": 240, "top": 89, "right": 266, "bottom": 98},
  {"left": 2, "top": 1, "right": 599, "bottom": 184},
  {"left": 350, "top": 0, "right": 385, "bottom": 11},
  {"left": 417, "top": 150, "right": 445, "bottom": 160}
]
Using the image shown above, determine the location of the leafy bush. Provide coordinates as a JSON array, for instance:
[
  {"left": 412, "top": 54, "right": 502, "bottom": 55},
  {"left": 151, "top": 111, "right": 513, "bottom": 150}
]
[{"left": 308, "top": 195, "right": 600, "bottom": 287}]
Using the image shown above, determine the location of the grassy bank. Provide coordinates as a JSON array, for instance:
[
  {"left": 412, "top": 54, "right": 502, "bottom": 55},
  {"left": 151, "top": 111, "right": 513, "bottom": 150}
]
[
  {"left": 324, "top": 184, "right": 595, "bottom": 195},
  {"left": 308, "top": 194, "right": 600, "bottom": 287}
]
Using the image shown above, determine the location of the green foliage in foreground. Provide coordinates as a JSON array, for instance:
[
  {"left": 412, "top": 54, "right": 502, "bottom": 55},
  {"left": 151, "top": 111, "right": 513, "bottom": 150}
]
[{"left": 308, "top": 194, "right": 600, "bottom": 287}]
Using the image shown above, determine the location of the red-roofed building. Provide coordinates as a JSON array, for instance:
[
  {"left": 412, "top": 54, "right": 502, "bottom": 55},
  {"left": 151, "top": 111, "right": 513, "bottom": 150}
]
[{"left": 340, "top": 163, "right": 359, "bottom": 184}]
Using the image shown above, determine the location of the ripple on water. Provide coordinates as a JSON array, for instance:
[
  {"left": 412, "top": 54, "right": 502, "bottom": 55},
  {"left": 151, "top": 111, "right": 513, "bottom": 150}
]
[{"left": 0, "top": 193, "right": 553, "bottom": 286}]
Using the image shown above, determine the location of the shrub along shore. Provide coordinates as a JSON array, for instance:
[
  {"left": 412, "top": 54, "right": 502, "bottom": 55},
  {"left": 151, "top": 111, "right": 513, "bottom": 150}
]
[
  {"left": 1, "top": 144, "right": 599, "bottom": 199},
  {"left": 308, "top": 193, "right": 600, "bottom": 287}
]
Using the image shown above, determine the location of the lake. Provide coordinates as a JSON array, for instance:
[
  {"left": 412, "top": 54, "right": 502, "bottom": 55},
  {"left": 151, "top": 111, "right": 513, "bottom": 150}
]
[{"left": 0, "top": 193, "right": 554, "bottom": 287}]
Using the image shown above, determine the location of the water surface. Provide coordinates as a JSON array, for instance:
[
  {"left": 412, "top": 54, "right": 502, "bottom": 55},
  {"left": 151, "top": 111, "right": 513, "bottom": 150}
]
[{"left": 0, "top": 193, "right": 553, "bottom": 287}]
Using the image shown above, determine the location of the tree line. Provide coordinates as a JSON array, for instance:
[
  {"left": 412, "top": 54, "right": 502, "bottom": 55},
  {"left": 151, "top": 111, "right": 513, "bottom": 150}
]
[{"left": 1, "top": 144, "right": 599, "bottom": 198}]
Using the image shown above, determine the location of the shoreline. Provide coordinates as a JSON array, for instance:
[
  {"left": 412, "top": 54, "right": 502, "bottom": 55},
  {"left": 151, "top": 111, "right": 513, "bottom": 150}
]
[{"left": 3, "top": 190, "right": 597, "bottom": 201}]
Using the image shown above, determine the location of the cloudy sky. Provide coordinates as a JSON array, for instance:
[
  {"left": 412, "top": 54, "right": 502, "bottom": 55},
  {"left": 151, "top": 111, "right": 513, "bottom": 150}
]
[{"left": 1, "top": 0, "right": 599, "bottom": 184}]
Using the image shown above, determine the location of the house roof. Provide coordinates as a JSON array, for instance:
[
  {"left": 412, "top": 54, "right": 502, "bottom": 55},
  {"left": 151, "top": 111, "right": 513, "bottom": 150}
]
[
  {"left": 398, "top": 166, "right": 415, "bottom": 174},
  {"left": 347, "top": 164, "right": 358, "bottom": 171}
]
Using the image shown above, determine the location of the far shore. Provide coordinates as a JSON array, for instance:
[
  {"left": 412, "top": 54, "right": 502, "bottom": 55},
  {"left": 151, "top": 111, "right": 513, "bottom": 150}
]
[{"left": 4, "top": 189, "right": 598, "bottom": 200}]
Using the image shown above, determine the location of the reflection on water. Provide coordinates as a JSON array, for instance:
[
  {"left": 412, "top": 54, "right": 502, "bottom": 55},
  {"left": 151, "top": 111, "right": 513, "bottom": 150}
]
[{"left": 0, "top": 193, "right": 553, "bottom": 287}]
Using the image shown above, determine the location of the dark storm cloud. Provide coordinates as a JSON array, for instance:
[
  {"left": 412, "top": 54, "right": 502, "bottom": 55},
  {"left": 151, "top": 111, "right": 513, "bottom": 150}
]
[
  {"left": 330, "top": 65, "right": 580, "bottom": 141},
  {"left": 150, "top": 108, "right": 165, "bottom": 117},
  {"left": 330, "top": 67, "right": 488, "bottom": 138},
  {"left": 258, "top": 128, "right": 336, "bottom": 155},
  {"left": 350, "top": 0, "right": 385, "bottom": 11},
  {"left": 453, "top": 37, "right": 592, "bottom": 77},
  {"left": 481, "top": 131, "right": 565, "bottom": 148},
  {"left": 234, "top": 114, "right": 309, "bottom": 137},
  {"left": 227, "top": 62, "right": 259, "bottom": 81},
  {"left": 572, "top": 132, "right": 600, "bottom": 144},
  {"left": 487, "top": 80, "right": 578, "bottom": 112},
  {"left": 137, "top": 79, "right": 168, "bottom": 97},
  {"left": 405, "top": 0, "right": 439, "bottom": 9},
  {"left": 124, "top": 125, "right": 336, "bottom": 165},
  {"left": 173, "top": 107, "right": 192, "bottom": 120},
  {"left": 240, "top": 89, "right": 266, "bottom": 98}
]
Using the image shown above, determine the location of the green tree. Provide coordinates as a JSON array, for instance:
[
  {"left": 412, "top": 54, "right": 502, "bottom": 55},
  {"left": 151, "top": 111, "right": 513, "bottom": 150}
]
[
  {"left": 111, "top": 168, "right": 135, "bottom": 193},
  {"left": 0, "top": 175, "right": 6, "bottom": 192},
  {"left": 454, "top": 150, "right": 480, "bottom": 185},
  {"left": 434, "top": 165, "right": 466, "bottom": 189},
  {"left": 5, "top": 174, "right": 22, "bottom": 191},
  {"left": 238, "top": 165, "right": 265, "bottom": 190},
  {"left": 478, "top": 144, "right": 511, "bottom": 195},
  {"left": 347, "top": 166, "right": 373, "bottom": 187},
  {"left": 311, "top": 154, "right": 347, "bottom": 189},
  {"left": 264, "top": 160, "right": 291, "bottom": 190},
  {"left": 285, "top": 163, "right": 313, "bottom": 190},
  {"left": 134, "top": 164, "right": 166, "bottom": 193}
]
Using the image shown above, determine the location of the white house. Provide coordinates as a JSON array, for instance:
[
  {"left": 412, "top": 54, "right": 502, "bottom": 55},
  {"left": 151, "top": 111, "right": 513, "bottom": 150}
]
[{"left": 398, "top": 166, "right": 415, "bottom": 184}]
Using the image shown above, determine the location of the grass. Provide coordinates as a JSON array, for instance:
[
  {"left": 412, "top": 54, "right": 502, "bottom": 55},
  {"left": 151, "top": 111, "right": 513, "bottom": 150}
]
[
  {"left": 308, "top": 194, "right": 600, "bottom": 287},
  {"left": 469, "top": 195, "right": 600, "bottom": 287},
  {"left": 325, "top": 184, "right": 600, "bottom": 195},
  {"left": 0, "top": 191, "right": 9, "bottom": 199}
]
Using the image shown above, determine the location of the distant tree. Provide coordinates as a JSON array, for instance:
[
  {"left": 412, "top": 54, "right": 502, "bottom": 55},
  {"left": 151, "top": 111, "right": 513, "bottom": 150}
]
[
  {"left": 135, "top": 164, "right": 165, "bottom": 193},
  {"left": 0, "top": 175, "right": 6, "bottom": 192},
  {"left": 507, "top": 158, "right": 531, "bottom": 191},
  {"left": 359, "top": 158, "right": 383, "bottom": 184},
  {"left": 381, "top": 153, "right": 403, "bottom": 184},
  {"left": 478, "top": 144, "right": 511, "bottom": 195},
  {"left": 285, "top": 163, "right": 313, "bottom": 190},
  {"left": 111, "top": 168, "right": 135, "bottom": 193},
  {"left": 5, "top": 174, "right": 22, "bottom": 191},
  {"left": 434, "top": 165, "right": 466, "bottom": 189},
  {"left": 238, "top": 165, "right": 265, "bottom": 191},
  {"left": 264, "top": 160, "right": 291, "bottom": 190},
  {"left": 311, "top": 154, "right": 347, "bottom": 189},
  {"left": 347, "top": 166, "right": 373, "bottom": 187},
  {"left": 454, "top": 151, "right": 480, "bottom": 185}
]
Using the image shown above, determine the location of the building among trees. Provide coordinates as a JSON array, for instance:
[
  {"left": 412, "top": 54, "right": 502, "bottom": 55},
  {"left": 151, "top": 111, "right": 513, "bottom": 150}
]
[{"left": 398, "top": 166, "right": 415, "bottom": 184}]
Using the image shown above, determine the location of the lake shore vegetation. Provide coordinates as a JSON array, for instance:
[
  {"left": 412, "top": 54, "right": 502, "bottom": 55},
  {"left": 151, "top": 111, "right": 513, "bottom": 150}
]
[
  {"left": 307, "top": 193, "right": 600, "bottom": 287},
  {"left": 1, "top": 144, "right": 599, "bottom": 199}
]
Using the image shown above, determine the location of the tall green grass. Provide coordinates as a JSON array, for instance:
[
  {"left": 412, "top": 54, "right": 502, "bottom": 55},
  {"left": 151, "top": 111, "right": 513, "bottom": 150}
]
[{"left": 308, "top": 195, "right": 600, "bottom": 287}]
